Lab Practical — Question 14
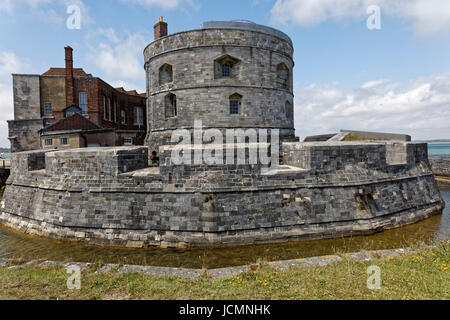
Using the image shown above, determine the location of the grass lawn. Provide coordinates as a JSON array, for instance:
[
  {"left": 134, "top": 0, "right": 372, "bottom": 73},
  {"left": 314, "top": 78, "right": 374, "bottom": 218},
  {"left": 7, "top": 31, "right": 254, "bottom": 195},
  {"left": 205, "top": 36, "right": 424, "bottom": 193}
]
[{"left": 0, "top": 241, "right": 448, "bottom": 300}]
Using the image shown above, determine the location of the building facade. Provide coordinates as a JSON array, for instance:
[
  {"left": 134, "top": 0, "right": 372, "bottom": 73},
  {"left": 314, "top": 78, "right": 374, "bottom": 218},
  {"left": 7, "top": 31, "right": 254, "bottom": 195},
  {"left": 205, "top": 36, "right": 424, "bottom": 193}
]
[{"left": 8, "top": 47, "right": 147, "bottom": 152}]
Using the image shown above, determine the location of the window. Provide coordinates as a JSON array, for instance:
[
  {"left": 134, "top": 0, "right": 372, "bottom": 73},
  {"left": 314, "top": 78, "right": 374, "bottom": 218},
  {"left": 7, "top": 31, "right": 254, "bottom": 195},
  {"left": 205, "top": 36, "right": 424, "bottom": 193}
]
[
  {"left": 159, "top": 64, "right": 173, "bottom": 85},
  {"left": 229, "top": 93, "right": 242, "bottom": 115},
  {"left": 214, "top": 55, "right": 240, "bottom": 79},
  {"left": 121, "top": 110, "right": 126, "bottom": 125},
  {"left": 113, "top": 101, "right": 117, "bottom": 123},
  {"left": 103, "top": 96, "right": 107, "bottom": 120},
  {"left": 44, "top": 138, "right": 53, "bottom": 146},
  {"left": 222, "top": 64, "right": 231, "bottom": 77},
  {"left": 44, "top": 102, "right": 52, "bottom": 116},
  {"left": 79, "top": 92, "right": 88, "bottom": 114},
  {"left": 124, "top": 137, "right": 133, "bottom": 146},
  {"left": 276, "top": 63, "right": 290, "bottom": 90},
  {"left": 164, "top": 93, "right": 177, "bottom": 119},
  {"left": 134, "top": 106, "right": 144, "bottom": 125},
  {"left": 108, "top": 98, "right": 112, "bottom": 121},
  {"left": 60, "top": 137, "right": 69, "bottom": 146}
]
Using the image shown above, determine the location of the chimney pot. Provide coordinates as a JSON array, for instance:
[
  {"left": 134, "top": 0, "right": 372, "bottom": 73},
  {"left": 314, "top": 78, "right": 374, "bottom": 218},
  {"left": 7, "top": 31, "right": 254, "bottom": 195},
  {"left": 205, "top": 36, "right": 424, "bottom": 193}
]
[{"left": 154, "top": 17, "right": 168, "bottom": 40}]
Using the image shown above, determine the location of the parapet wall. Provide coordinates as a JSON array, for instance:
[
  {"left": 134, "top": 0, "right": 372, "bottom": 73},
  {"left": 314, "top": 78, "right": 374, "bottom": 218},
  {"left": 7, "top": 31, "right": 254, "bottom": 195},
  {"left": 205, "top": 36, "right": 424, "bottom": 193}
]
[
  {"left": 430, "top": 157, "right": 450, "bottom": 177},
  {"left": 0, "top": 142, "right": 444, "bottom": 248}
]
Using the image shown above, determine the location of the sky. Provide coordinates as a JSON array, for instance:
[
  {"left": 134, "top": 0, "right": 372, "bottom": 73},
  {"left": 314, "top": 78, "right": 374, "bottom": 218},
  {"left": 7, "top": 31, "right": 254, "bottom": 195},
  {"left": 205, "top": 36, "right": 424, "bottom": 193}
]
[{"left": 0, "top": 0, "right": 450, "bottom": 148}]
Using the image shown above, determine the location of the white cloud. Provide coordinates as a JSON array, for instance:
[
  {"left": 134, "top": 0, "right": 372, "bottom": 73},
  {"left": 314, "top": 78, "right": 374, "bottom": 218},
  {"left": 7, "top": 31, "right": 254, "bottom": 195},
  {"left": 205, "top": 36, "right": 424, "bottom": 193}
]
[
  {"left": 1, "top": 0, "right": 92, "bottom": 26},
  {"left": 109, "top": 80, "right": 145, "bottom": 94},
  {"left": 294, "top": 71, "right": 450, "bottom": 140},
  {"left": 0, "top": 0, "right": 13, "bottom": 13},
  {"left": 0, "top": 52, "right": 27, "bottom": 78},
  {"left": 0, "top": 51, "right": 28, "bottom": 148},
  {"left": 87, "top": 29, "right": 147, "bottom": 82},
  {"left": 121, "top": 0, "right": 194, "bottom": 10},
  {"left": 271, "top": 0, "right": 450, "bottom": 36},
  {"left": 360, "top": 78, "right": 390, "bottom": 89}
]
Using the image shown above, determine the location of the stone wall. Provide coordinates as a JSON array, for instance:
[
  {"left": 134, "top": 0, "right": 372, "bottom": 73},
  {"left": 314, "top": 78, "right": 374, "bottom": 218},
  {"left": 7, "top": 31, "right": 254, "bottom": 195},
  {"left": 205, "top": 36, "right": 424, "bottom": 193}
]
[
  {"left": 144, "top": 25, "right": 296, "bottom": 154},
  {"left": 0, "top": 142, "right": 444, "bottom": 248},
  {"left": 430, "top": 157, "right": 450, "bottom": 177},
  {"left": 8, "top": 119, "right": 44, "bottom": 153},
  {"left": 12, "top": 74, "right": 41, "bottom": 120}
]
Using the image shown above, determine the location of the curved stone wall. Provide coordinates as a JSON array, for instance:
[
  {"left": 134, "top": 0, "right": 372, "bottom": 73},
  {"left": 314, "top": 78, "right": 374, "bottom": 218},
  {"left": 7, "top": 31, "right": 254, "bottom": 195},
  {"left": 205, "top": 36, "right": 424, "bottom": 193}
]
[
  {"left": 0, "top": 142, "right": 444, "bottom": 248},
  {"left": 144, "top": 26, "right": 295, "bottom": 154}
]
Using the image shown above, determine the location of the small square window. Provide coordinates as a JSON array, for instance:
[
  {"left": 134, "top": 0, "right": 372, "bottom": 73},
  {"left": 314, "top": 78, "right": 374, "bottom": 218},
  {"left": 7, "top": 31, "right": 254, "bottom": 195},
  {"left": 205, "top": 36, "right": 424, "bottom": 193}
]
[
  {"left": 44, "top": 138, "right": 53, "bottom": 146},
  {"left": 60, "top": 137, "right": 69, "bottom": 146},
  {"left": 124, "top": 137, "right": 133, "bottom": 146}
]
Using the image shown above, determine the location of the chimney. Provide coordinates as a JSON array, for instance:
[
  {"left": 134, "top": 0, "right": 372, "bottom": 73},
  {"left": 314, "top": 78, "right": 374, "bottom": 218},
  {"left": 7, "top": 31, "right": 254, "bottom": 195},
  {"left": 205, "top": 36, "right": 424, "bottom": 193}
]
[
  {"left": 65, "top": 46, "right": 75, "bottom": 107},
  {"left": 154, "top": 16, "right": 168, "bottom": 40}
]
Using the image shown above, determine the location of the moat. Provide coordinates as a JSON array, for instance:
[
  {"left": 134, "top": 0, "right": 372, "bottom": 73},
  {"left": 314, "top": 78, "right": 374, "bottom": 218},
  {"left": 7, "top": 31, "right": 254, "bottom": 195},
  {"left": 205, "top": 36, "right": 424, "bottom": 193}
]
[{"left": 0, "top": 185, "right": 448, "bottom": 269}]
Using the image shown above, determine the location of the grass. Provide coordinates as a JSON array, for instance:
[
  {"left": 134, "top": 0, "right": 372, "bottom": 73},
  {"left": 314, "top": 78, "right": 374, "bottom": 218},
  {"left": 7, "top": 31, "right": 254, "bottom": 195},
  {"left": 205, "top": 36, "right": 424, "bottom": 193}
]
[
  {"left": 0, "top": 241, "right": 448, "bottom": 300},
  {"left": 342, "top": 134, "right": 386, "bottom": 142}
]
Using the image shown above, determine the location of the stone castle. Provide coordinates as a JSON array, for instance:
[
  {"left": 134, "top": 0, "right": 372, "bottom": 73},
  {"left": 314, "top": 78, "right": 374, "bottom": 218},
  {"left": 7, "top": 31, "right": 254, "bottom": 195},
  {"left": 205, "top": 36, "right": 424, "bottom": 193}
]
[{"left": 0, "top": 20, "right": 444, "bottom": 248}]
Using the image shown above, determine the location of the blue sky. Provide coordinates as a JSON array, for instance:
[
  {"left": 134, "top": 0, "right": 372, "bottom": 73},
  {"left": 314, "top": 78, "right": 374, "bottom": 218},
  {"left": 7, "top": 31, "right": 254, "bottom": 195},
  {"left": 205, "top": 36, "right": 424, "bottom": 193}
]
[{"left": 1, "top": 0, "right": 450, "bottom": 147}]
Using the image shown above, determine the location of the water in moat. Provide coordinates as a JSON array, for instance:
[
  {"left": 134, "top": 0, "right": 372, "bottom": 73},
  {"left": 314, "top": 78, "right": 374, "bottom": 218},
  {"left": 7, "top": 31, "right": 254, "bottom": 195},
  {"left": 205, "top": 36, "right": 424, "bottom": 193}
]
[{"left": 0, "top": 185, "right": 449, "bottom": 269}]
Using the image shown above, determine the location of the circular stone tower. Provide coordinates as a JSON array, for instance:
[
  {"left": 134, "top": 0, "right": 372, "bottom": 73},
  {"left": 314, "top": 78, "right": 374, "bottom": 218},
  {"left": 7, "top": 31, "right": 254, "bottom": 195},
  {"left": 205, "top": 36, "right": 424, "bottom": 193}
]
[{"left": 144, "top": 20, "right": 296, "bottom": 155}]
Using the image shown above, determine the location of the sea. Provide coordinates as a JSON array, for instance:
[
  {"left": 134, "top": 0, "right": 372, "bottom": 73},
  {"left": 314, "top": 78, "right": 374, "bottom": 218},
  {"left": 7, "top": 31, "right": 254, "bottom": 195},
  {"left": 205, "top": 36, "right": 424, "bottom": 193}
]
[{"left": 428, "top": 142, "right": 450, "bottom": 157}]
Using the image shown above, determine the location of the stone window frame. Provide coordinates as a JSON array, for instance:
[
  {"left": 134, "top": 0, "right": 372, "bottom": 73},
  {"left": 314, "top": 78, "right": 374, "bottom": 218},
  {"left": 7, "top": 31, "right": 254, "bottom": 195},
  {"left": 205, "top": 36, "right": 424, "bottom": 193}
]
[
  {"left": 60, "top": 137, "right": 69, "bottom": 146},
  {"left": 159, "top": 63, "right": 173, "bottom": 86},
  {"left": 229, "top": 93, "right": 243, "bottom": 115},
  {"left": 214, "top": 54, "right": 240, "bottom": 79},
  {"left": 164, "top": 93, "right": 177, "bottom": 119},
  {"left": 44, "top": 102, "right": 52, "bottom": 117},
  {"left": 79, "top": 92, "right": 88, "bottom": 115},
  {"left": 44, "top": 138, "right": 53, "bottom": 146},
  {"left": 276, "top": 63, "right": 290, "bottom": 90}
]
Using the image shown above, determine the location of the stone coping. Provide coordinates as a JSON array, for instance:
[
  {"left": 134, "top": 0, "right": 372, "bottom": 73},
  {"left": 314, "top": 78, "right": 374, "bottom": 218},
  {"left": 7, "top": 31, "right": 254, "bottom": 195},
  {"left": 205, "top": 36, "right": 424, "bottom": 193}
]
[{"left": 0, "top": 247, "right": 417, "bottom": 279}]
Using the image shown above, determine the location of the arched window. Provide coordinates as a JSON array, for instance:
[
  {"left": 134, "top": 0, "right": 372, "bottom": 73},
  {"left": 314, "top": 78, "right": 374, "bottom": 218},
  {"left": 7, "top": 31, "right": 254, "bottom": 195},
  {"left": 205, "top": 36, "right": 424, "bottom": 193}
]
[
  {"left": 159, "top": 63, "right": 173, "bottom": 86},
  {"left": 229, "top": 93, "right": 242, "bottom": 115},
  {"left": 165, "top": 93, "right": 177, "bottom": 118},
  {"left": 214, "top": 55, "right": 240, "bottom": 79},
  {"left": 276, "top": 63, "right": 290, "bottom": 90},
  {"left": 285, "top": 100, "right": 293, "bottom": 120}
]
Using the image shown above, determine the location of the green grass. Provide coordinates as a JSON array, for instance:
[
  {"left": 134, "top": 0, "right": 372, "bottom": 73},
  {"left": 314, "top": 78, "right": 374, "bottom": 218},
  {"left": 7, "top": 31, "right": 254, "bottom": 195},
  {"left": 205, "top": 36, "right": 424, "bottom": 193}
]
[
  {"left": 342, "top": 133, "right": 386, "bottom": 142},
  {"left": 0, "top": 241, "right": 448, "bottom": 300}
]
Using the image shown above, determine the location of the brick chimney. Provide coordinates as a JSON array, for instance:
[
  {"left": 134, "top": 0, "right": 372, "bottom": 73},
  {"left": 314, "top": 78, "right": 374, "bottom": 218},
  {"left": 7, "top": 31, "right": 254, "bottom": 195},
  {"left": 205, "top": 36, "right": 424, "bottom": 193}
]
[
  {"left": 65, "top": 46, "right": 75, "bottom": 107},
  {"left": 154, "top": 16, "right": 168, "bottom": 40}
]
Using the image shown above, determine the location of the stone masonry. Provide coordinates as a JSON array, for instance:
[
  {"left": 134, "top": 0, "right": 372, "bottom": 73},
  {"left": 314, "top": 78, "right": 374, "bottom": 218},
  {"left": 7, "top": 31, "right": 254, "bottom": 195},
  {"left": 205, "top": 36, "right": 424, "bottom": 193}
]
[
  {"left": 0, "top": 141, "right": 444, "bottom": 248},
  {"left": 144, "top": 22, "right": 296, "bottom": 154},
  {"left": 430, "top": 157, "right": 450, "bottom": 177},
  {"left": 0, "top": 21, "right": 445, "bottom": 248}
]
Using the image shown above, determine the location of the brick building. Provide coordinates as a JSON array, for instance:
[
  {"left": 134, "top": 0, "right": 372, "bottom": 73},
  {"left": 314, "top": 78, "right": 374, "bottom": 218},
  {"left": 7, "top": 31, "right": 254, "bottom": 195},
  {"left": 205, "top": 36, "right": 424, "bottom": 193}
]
[{"left": 8, "top": 47, "right": 147, "bottom": 152}]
